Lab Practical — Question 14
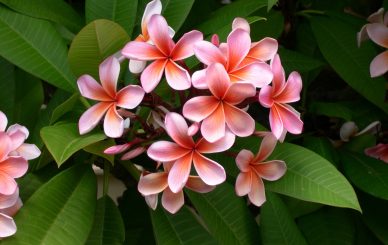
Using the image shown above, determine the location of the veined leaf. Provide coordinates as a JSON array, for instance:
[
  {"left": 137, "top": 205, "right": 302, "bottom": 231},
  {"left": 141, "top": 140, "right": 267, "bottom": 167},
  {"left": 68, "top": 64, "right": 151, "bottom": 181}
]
[
  {"left": 161, "top": 0, "right": 195, "bottom": 32},
  {"left": 83, "top": 139, "right": 115, "bottom": 165},
  {"left": 0, "top": 57, "right": 15, "bottom": 118},
  {"left": 50, "top": 93, "right": 80, "bottom": 124},
  {"left": 303, "top": 136, "right": 338, "bottom": 167},
  {"left": 267, "top": 0, "right": 278, "bottom": 11},
  {"left": 278, "top": 47, "right": 324, "bottom": 74}
]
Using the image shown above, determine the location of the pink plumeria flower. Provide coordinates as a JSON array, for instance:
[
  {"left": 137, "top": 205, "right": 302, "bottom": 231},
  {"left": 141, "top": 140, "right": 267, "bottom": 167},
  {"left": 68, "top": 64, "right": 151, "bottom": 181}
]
[
  {"left": 122, "top": 14, "right": 203, "bottom": 93},
  {"left": 0, "top": 197, "right": 22, "bottom": 238},
  {"left": 147, "top": 112, "right": 235, "bottom": 193},
  {"left": 138, "top": 162, "right": 214, "bottom": 213},
  {"left": 365, "top": 23, "right": 388, "bottom": 77},
  {"left": 78, "top": 56, "right": 145, "bottom": 138},
  {"left": 340, "top": 121, "right": 380, "bottom": 142},
  {"left": 358, "top": 8, "right": 388, "bottom": 47},
  {"left": 235, "top": 132, "right": 286, "bottom": 206},
  {"left": 183, "top": 63, "right": 256, "bottom": 142},
  {"left": 365, "top": 143, "right": 388, "bottom": 163},
  {"left": 259, "top": 54, "right": 303, "bottom": 140}
]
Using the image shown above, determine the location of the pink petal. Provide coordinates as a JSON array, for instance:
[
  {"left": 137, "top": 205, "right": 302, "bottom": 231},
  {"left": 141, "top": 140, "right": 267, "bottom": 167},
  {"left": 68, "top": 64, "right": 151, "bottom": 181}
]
[
  {"left": 192, "top": 153, "right": 226, "bottom": 186},
  {"left": 357, "top": 25, "right": 369, "bottom": 47},
  {"left": 196, "top": 130, "right": 235, "bottom": 153},
  {"left": 0, "top": 111, "right": 7, "bottom": 131},
  {"left": 366, "top": 23, "right": 388, "bottom": 48},
  {"left": 148, "top": 15, "right": 175, "bottom": 55},
  {"left": 0, "top": 188, "right": 18, "bottom": 209},
  {"left": 211, "top": 34, "right": 220, "bottom": 46},
  {"left": 253, "top": 160, "right": 287, "bottom": 181},
  {"left": 275, "top": 71, "right": 302, "bottom": 103},
  {"left": 370, "top": 50, "right": 388, "bottom": 77},
  {"left": 229, "top": 62, "right": 273, "bottom": 88},
  {"left": 365, "top": 143, "right": 388, "bottom": 163},
  {"left": 183, "top": 96, "right": 219, "bottom": 122},
  {"left": 165, "top": 61, "right": 191, "bottom": 90},
  {"left": 270, "top": 54, "right": 286, "bottom": 94},
  {"left": 121, "top": 146, "right": 146, "bottom": 160},
  {"left": 1, "top": 198, "right": 22, "bottom": 218},
  {"left": 168, "top": 152, "right": 193, "bottom": 193},
  {"left": 223, "top": 82, "right": 256, "bottom": 105},
  {"left": 103, "top": 106, "right": 124, "bottom": 138},
  {"left": 258, "top": 85, "right": 274, "bottom": 108},
  {"left": 7, "top": 124, "right": 28, "bottom": 138},
  {"left": 275, "top": 104, "right": 303, "bottom": 135},
  {"left": 187, "top": 122, "right": 200, "bottom": 137},
  {"left": 232, "top": 17, "right": 250, "bottom": 33},
  {"left": 224, "top": 103, "right": 255, "bottom": 137},
  {"left": 147, "top": 141, "right": 190, "bottom": 162},
  {"left": 164, "top": 112, "right": 194, "bottom": 149},
  {"left": 194, "top": 41, "right": 226, "bottom": 66},
  {"left": 201, "top": 104, "right": 226, "bottom": 143},
  {"left": 171, "top": 30, "right": 203, "bottom": 60},
  {"left": 99, "top": 56, "right": 120, "bottom": 98},
  {"left": 186, "top": 176, "right": 215, "bottom": 193},
  {"left": 0, "top": 213, "right": 16, "bottom": 238},
  {"left": 248, "top": 174, "right": 266, "bottom": 207},
  {"left": 192, "top": 69, "right": 208, "bottom": 89},
  {"left": 0, "top": 156, "right": 28, "bottom": 178},
  {"left": 140, "top": 59, "right": 167, "bottom": 93},
  {"left": 207, "top": 63, "right": 230, "bottom": 99},
  {"left": 122, "top": 41, "right": 165, "bottom": 60},
  {"left": 367, "top": 8, "right": 384, "bottom": 23},
  {"left": 248, "top": 38, "right": 278, "bottom": 61},
  {"left": 227, "top": 29, "right": 251, "bottom": 71},
  {"left": 0, "top": 133, "right": 11, "bottom": 162},
  {"left": 269, "top": 106, "right": 284, "bottom": 139},
  {"left": 0, "top": 172, "right": 17, "bottom": 195},
  {"left": 162, "top": 188, "right": 184, "bottom": 214},
  {"left": 77, "top": 75, "right": 111, "bottom": 101},
  {"left": 79, "top": 102, "right": 111, "bottom": 135},
  {"left": 141, "top": 0, "right": 162, "bottom": 36},
  {"left": 8, "top": 130, "right": 26, "bottom": 152},
  {"left": 235, "top": 172, "right": 252, "bottom": 196},
  {"left": 236, "top": 149, "right": 254, "bottom": 172},
  {"left": 145, "top": 194, "right": 158, "bottom": 210},
  {"left": 138, "top": 172, "right": 168, "bottom": 196},
  {"left": 116, "top": 85, "right": 145, "bottom": 109},
  {"left": 129, "top": 59, "right": 147, "bottom": 74},
  {"left": 254, "top": 133, "right": 278, "bottom": 162},
  {"left": 104, "top": 143, "right": 130, "bottom": 155}
]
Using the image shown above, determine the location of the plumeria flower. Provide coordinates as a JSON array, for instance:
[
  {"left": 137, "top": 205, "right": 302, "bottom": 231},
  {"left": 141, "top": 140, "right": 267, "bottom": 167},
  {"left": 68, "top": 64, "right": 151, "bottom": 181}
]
[
  {"left": 193, "top": 27, "right": 273, "bottom": 89},
  {"left": 259, "top": 54, "right": 303, "bottom": 140},
  {"left": 365, "top": 143, "right": 388, "bottom": 163},
  {"left": 138, "top": 162, "right": 214, "bottom": 213},
  {"left": 0, "top": 189, "right": 21, "bottom": 238},
  {"left": 364, "top": 23, "right": 388, "bottom": 77},
  {"left": 183, "top": 63, "right": 256, "bottom": 142},
  {"left": 147, "top": 112, "right": 235, "bottom": 193},
  {"left": 122, "top": 14, "right": 203, "bottom": 93},
  {"left": 235, "top": 132, "right": 286, "bottom": 206},
  {"left": 357, "top": 8, "right": 388, "bottom": 47},
  {"left": 339, "top": 121, "right": 380, "bottom": 142},
  {"left": 78, "top": 56, "right": 145, "bottom": 138},
  {"left": 129, "top": 0, "right": 175, "bottom": 73}
]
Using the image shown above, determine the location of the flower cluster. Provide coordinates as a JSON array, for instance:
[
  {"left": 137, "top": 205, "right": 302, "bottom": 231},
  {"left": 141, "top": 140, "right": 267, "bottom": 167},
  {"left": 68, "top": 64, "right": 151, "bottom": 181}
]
[
  {"left": 0, "top": 111, "right": 40, "bottom": 238},
  {"left": 77, "top": 0, "right": 303, "bottom": 213}
]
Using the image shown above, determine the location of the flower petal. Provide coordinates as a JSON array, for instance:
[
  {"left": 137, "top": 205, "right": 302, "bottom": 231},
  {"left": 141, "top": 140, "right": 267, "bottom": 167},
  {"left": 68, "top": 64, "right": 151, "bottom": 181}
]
[
  {"left": 0, "top": 172, "right": 17, "bottom": 195},
  {"left": 275, "top": 104, "right": 303, "bottom": 135},
  {"left": 147, "top": 141, "right": 190, "bottom": 162},
  {"left": 258, "top": 85, "right": 274, "bottom": 108},
  {"left": 129, "top": 59, "right": 147, "bottom": 74},
  {"left": 196, "top": 130, "right": 235, "bottom": 153},
  {"left": 201, "top": 104, "right": 226, "bottom": 143},
  {"left": 236, "top": 149, "right": 254, "bottom": 172},
  {"left": 269, "top": 106, "right": 284, "bottom": 140},
  {"left": 77, "top": 75, "right": 111, "bottom": 101},
  {"left": 0, "top": 111, "right": 7, "bottom": 131},
  {"left": 230, "top": 62, "right": 273, "bottom": 88},
  {"left": 207, "top": 63, "right": 230, "bottom": 99},
  {"left": 165, "top": 112, "right": 194, "bottom": 148},
  {"left": 103, "top": 106, "right": 124, "bottom": 138},
  {"left": 168, "top": 152, "right": 193, "bottom": 193},
  {"left": 248, "top": 174, "right": 266, "bottom": 207},
  {"left": 122, "top": 41, "right": 165, "bottom": 60},
  {"left": 99, "top": 56, "right": 120, "bottom": 98},
  {"left": 232, "top": 17, "right": 250, "bottom": 33},
  {"left": 194, "top": 41, "right": 226, "bottom": 66},
  {"left": 366, "top": 23, "right": 388, "bottom": 48},
  {"left": 254, "top": 133, "right": 277, "bottom": 162},
  {"left": 276, "top": 71, "right": 302, "bottom": 103},
  {"left": 145, "top": 194, "right": 158, "bottom": 210},
  {"left": 165, "top": 61, "right": 191, "bottom": 90},
  {"left": 141, "top": 0, "right": 162, "bottom": 36},
  {"left": 248, "top": 38, "right": 278, "bottom": 61},
  {"left": 1, "top": 198, "right": 22, "bottom": 218},
  {"left": 0, "top": 133, "right": 11, "bottom": 162},
  {"left": 270, "top": 54, "right": 286, "bottom": 94},
  {"left": 0, "top": 213, "right": 16, "bottom": 238},
  {"left": 140, "top": 59, "right": 167, "bottom": 93},
  {"left": 192, "top": 153, "right": 226, "bottom": 186},
  {"left": 138, "top": 172, "right": 168, "bottom": 196},
  {"left": 171, "top": 30, "right": 203, "bottom": 60},
  {"left": 235, "top": 172, "right": 252, "bottom": 196},
  {"left": 253, "top": 160, "right": 287, "bottom": 181},
  {"left": 121, "top": 146, "right": 146, "bottom": 160},
  {"left": 0, "top": 156, "right": 28, "bottom": 178},
  {"left": 370, "top": 50, "right": 388, "bottom": 77},
  {"left": 116, "top": 85, "right": 145, "bottom": 109},
  {"left": 357, "top": 25, "right": 369, "bottom": 47},
  {"left": 192, "top": 69, "right": 208, "bottom": 89},
  {"left": 8, "top": 130, "right": 26, "bottom": 152},
  {"left": 186, "top": 176, "right": 215, "bottom": 193},
  {"left": 224, "top": 103, "right": 255, "bottom": 137},
  {"left": 0, "top": 188, "right": 18, "bottom": 209},
  {"left": 227, "top": 29, "right": 251, "bottom": 71},
  {"left": 148, "top": 15, "right": 175, "bottom": 55},
  {"left": 162, "top": 188, "right": 184, "bottom": 214},
  {"left": 367, "top": 8, "right": 384, "bottom": 23},
  {"left": 223, "top": 82, "right": 256, "bottom": 105},
  {"left": 79, "top": 102, "right": 111, "bottom": 135},
  {"left": 183, "top": 96, "right": 219, "bottom": 122},
  {"left": 365, "top": 143, "right": 388, "bottom": 163}
]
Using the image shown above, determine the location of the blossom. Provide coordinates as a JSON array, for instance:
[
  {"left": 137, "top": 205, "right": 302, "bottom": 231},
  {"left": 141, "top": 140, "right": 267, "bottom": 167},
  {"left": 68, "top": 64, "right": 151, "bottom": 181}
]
[
  {"left": 183, "top": 63, "right": 256, "bottom": 142},
  {"left": 339, "top": 121, "right": 380, "bottom": 142},
  {"left": 259, "top": 54, "right": 303, "bottom": 140},
  {"left": 357, "top": 8, "right": 388, "bottom": 47},
  {"left": 122, "top": 14, "right": 203, "bottom": 93},
  {"left": 78, "top": 56, "right": 145, "bottom": 138},
  {"left": 235, "top": 133, "right": 286, "bottom": 206},
  {"left": 365, "top": 143, "right": 388, "bottom": 163},
  {"left": 147, "top": 112, "right": 235, "bottom": 193},
  {"left": 138, "top": 162, "right": 214, "bottom": 213},
  {"left": 0, "top": 189, "right": 21, "bottom": 238},
  {"left": 365, "top": 23, "right": 388, "bottom": 77}
]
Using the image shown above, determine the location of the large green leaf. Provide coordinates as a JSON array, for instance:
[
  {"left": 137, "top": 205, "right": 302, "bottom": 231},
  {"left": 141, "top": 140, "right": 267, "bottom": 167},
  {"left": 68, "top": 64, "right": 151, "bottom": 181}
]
[
  {"left": 267, "top": 0, "right": 277, "bottom": 11},
  {"left": 150, "top": 206, "right": 217, "bottom": 245},
  {"left": 340, "top": 151, "right": 388, "bottom": 201},
  {"left": 310, "top": 15, "right": 388, "bottom": 114},
  {"left": 309, "top": 101, "right": 353, "bottom": 121},
  {"left": 50, "top": 93, "right": 80, "bottom": 124},
  {"left": 83, "top": 139, "right": 115, "bottom": 165},
  {"left": 3, "top": 164, "right": 97, "bottom": 245},
  {"left": 260, "top": 192, "right": 308, "bottom": 245},
  {"left": 0, "top": 0, "right": 83, "bottom": 33},
  {"left": 0, "top": 6, "right": 77, "bottom": 92},
  {"left": 0, "top": 57, "right": 15, "bottom": 118},
  {"left": 161, "top": 0, "right": 195, "bottom": 32},
  {"left": 303, "top": 136, "right": 338, "bottom": 167},
  {"left": 278, "top": 48, "right": 324, "bottom": 74},
  {"left": 86, "top": 196, "right": 125, "bottom": 245},
  {"left": 85, "top": 0, "right": 138, "bottom": 36},
  {"left": 41, "top": 123, "right": 106, "bottom": 166},
  {"left": 68, "top": 19, "right": 129, "bottom": 79},
  {"left": 186, "top": 182, "right": 261, "bottom": 245}
]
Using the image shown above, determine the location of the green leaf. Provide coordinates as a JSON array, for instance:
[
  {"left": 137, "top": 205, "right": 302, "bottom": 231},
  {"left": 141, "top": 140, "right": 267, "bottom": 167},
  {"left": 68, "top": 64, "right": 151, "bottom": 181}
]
[
  {"left": 0, "top": 0, "right": 83, "bottom": 33},
  {"left": 0, "top": 57, "right": 15, "bottom": 118},
  {"left": 309, "top": 101, "right": 353, "bottom": 121},
  {"left": 267, "top": 0, "right": 277, "bottom": 11},
  {"left": 86, "top": 196, "right": 125, "bottom": 245},
  {"left": 85, "top": 0, "right": 138, "bottom": 36},
  {"left": 68, "top": 19, "right": 129, "bottom": 79},
  {"left": 266, "top": 143, "right": 361, "bottom": 211},
  {"left": 50, "top": 93, "right": 80, "bottom": 124},
  {"left": 0, "top": 6, "right": 77, "bottom": 92},
  {"left": 161, "top": 0, "right": 195, "bottom": 32},
  {"left": 150, "top": 206, "right": 217, "bottom": 245},
  {"left": 278, "top": 47, "right": 324, "bottom": 74},
  {"left": 340, "top": 151, "right": 388, "bottom": 201},
  {"left": 41, "top": 123, "right": 106, "bottom": 166},
  {"left": 186, "top": 182, "right": 261, "bottom": 245},
  {"left": 3, "top": 164, "right": 97, "bottom": 245},
  {"left": 250, "top": 10, "right": 284, "bottom": 40},
  {"left": 303, "top": 136, "right": 338, "bottom": 167},
  {"left": 260, "top": 192, "right": 308, "bottom": 245},
  {"left": 297, "top": 208, "right": 355, "bottom": 245},
  {"left": 83, "top": 139, "right": 115, "bottom": 165},
  {"left": 282, "top": 196, "right": 323, "bottom": 219},
  {"left": 310, "top": 15, "right": 388, "bottom": 114}
]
